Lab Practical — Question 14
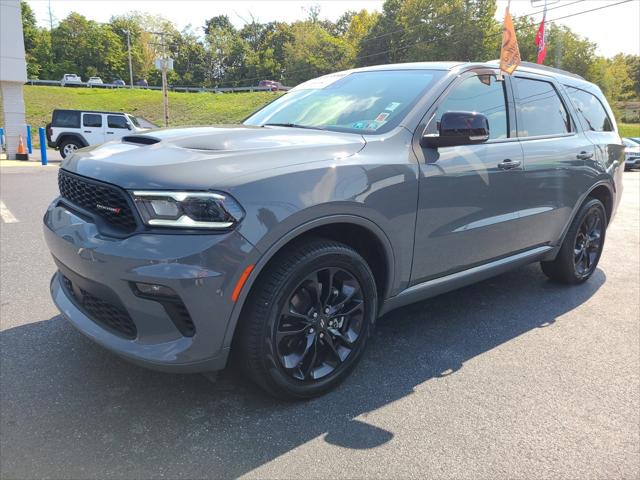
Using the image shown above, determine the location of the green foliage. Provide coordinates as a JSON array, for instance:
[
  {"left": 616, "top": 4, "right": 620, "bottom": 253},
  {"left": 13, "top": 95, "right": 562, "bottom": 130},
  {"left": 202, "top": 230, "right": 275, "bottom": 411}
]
[
  {"left": 282, "top": 22, "right": 353, "bottom": 85},
  {"left": 18, "top": 0, "right": 639, "bottom": 104}
]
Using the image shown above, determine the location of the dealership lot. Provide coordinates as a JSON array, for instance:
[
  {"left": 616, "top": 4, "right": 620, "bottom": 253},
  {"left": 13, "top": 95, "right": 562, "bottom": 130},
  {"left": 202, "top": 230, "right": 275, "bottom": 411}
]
[{"left": 1, "top": 167, "right": 638, "bottom": 479}]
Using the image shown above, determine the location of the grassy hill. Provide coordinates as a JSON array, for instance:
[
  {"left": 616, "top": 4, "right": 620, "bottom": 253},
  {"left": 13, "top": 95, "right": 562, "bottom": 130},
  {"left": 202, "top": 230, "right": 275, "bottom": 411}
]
[{"left": 0, "top": 86, "right": 280, "bottom": 146}]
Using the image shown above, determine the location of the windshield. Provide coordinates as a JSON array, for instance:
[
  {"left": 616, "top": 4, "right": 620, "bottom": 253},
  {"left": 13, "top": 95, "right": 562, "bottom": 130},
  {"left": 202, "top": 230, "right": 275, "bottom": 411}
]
[
  {"left": 127, "top": 115, "right": 141, "bottom": 128},
  {"left": 244, "top": 70, "right": 444, "bottom": 134}
]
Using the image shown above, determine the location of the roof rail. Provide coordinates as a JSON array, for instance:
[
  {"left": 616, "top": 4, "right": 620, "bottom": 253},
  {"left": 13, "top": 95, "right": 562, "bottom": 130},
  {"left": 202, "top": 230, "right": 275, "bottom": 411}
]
[{"left": 486, "top": 60, "right": 585, "bottom": 80}]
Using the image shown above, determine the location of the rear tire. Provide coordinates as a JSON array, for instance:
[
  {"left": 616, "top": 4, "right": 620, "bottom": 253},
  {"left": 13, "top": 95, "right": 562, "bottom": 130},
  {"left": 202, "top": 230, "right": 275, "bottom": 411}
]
[
  {"left": 235, "top": 238, "right": 377, "bottom": 400},
  {"left": 59, "top": 139, "right": 81, "bottom": 158},
  {"left": 541, "top": 198, "right": 606, "bottom": 284}
]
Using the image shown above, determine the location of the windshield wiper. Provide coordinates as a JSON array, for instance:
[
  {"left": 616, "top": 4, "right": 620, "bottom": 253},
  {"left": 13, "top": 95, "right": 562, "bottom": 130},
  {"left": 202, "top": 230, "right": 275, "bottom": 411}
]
[{"left": 262, "top": 123, "right": 325, "bottom": 131}]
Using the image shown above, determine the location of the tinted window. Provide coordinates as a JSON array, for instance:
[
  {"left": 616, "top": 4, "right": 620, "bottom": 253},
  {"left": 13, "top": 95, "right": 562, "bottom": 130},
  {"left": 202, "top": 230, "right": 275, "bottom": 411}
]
[
  {"left": 434, "top": 74, "right": 508, "bottom": 139},
  {"left": 52, "top": 110, "right": 80, "bottom": 128},
  {"left": 566, "top": 86, "right": 613, "bottom": 132},
  {"left": 83, "top": 114, "right": 102, "bottom": 128},
  {"left": 244, "top": 70, "right": 445, "bottom": 135},
  {"left": 513, "top": 77, "right": 571, "bottom": 136},
  {"left": 107, "top": 115, "right": 128, "bottom": 129}
]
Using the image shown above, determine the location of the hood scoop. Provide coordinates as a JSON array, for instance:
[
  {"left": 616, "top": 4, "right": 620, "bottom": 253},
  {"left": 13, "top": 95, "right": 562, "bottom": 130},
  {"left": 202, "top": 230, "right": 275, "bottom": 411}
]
[{"left": 122, "top": 135, "right": 160, "bottom": 145}]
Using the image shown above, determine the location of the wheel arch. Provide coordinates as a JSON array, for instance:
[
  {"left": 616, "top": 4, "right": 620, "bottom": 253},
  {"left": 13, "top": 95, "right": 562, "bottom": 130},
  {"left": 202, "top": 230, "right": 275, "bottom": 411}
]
[
  {"left": 57, "top": 133, "right": 88, "bottom": 149},
  {"left": 222, "top": 215, "right": 396, "bottom": 350},
  {"left": 556, "top": 180, "right": 614, "bottom": 251},
  {"left": 586, "top": 183, "right": 613, "bottom": 223}
]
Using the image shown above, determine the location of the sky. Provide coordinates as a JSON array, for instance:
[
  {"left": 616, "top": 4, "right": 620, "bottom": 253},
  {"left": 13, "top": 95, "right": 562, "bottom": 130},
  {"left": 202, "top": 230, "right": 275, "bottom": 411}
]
[{"left": 26, "top": 0, "right": 640, "bottom": 58}]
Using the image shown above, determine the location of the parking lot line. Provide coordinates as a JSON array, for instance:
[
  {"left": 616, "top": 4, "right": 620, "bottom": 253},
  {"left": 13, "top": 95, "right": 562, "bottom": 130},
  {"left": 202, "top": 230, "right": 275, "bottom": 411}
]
[{"left": 0, "top": 200, "right": 18, "bottom": 223}]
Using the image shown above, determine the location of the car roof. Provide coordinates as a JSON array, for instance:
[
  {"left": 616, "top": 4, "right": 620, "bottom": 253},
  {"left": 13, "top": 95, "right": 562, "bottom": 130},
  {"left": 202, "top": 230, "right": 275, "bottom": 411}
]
[
  {"left": 347, "top": 60, "right": 594, "bottom": 89},
  {"left": 53, "top": 109, "right": 127, "bottom": 115}
]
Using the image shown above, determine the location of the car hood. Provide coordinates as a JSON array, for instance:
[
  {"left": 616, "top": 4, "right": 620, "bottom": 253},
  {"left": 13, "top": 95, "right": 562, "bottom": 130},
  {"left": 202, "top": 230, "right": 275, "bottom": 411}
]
[{"left": 62, "top": 125, "right": 366, "bottom": 190}]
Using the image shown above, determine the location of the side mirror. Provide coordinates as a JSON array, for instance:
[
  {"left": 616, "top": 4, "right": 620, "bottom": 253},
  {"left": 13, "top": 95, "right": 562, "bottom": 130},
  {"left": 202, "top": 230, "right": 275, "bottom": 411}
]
[
  {"left": 126, "top": 123, "right": 132, "bottom": 130},
  {"left": 422, "top": 111, "right": 490, "bottom": 148}
]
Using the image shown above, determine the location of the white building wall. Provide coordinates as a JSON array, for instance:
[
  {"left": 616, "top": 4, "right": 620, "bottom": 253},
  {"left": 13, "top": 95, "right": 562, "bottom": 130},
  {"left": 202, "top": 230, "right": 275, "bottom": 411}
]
[{"left": 0, "top": 0, "right": 28, "bottom": 159}]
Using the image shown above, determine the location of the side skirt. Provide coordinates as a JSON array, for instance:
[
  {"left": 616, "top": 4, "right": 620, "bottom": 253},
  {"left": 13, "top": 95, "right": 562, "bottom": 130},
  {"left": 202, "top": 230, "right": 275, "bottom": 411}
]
[{"left": 380, "top": 246, "right": 553, "bottom": 315}]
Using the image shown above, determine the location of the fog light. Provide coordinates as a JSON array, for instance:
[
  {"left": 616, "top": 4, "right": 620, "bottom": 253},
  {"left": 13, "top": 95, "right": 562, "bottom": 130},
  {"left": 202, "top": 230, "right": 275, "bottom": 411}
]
[{"left": 134, "top": 282, "right": 177, "bottom": 298}]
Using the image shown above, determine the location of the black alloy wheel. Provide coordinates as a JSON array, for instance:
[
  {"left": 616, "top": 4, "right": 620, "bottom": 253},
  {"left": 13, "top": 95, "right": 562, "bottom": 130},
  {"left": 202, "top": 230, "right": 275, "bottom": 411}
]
[
  {"left": 275, "top": 267, "right": 365, "bottom": 382},
  {"left": 573, "top": 207, "right": 603, "bottom": 278}
]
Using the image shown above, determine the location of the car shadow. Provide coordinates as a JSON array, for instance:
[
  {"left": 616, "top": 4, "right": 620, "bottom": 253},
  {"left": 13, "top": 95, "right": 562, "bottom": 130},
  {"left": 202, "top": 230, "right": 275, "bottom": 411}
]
[{"left": 0, "top": 264, "right": 605, "bottom": 479}]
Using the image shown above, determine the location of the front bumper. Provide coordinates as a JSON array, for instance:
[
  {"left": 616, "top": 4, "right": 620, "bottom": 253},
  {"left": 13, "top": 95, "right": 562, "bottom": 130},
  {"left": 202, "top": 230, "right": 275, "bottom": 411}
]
[
  {"left": 625, "top": 156, "right": 640, "bottom": 168},
  {"left": 44, "top": 200, "right": 255, "bottom": 372}
]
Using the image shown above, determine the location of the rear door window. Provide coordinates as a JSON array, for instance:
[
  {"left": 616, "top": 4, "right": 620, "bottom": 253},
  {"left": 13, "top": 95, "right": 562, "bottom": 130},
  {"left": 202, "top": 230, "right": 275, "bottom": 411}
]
[
  {"left": 565, "top": 86, "right": 613, "bottom": 132},
  {"left": 52, "top": 110, "right": 81, "bottom": 128},
  {"left": 82, "top": 114, "right": 102, "bottom": 128},
  {"left": 513, "top": 77, "right": 571, "bottom": 137},
  {"left": 434, "top": 74, "right": 508, "bottom": 139},
  {"left": 107, "top": 115, "right": 129, "bottom": 129}
]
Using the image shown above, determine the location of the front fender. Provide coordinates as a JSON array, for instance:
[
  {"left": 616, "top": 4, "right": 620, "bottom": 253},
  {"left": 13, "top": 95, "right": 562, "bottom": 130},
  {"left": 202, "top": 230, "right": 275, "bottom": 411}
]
[{"left": 221, "top": 212, "right": 398, "bottom": 351}]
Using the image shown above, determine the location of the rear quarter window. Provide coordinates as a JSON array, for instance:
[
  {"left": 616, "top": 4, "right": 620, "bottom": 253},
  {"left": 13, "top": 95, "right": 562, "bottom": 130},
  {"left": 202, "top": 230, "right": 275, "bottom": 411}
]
[
  {"left": 565, "top": 86, "right": 614, "bottom": 132},
  {"left": 83, "top": 114, "right": 102, "bottom": 128},
  {"left": 52, "top": 110, "right": 81, "bottom": 128},
  {"left": 513, "top": 77, "right": 571, "bottom": 137}
]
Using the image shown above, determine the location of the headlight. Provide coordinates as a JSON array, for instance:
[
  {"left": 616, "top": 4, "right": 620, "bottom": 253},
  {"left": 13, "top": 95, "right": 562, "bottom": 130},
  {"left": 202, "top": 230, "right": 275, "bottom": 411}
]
[{"left": 131, "top": 191, "right": 244, "bottom": 229}]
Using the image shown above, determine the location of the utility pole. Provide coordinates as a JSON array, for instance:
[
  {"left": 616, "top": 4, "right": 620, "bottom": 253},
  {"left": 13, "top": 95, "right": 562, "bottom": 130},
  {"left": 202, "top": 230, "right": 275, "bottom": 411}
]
[
  {"left": 125, "top": 30, "right": 133, "bottom": 88},
  {"left": 47, "top": 0, "right": 54, "bottom": 31},
  {"left": 151, "top": 31, "right": 170, "bottom": 127}
]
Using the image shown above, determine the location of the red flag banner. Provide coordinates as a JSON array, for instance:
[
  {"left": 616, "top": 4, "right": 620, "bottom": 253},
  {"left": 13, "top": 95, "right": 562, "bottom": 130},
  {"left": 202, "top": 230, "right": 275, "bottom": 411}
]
[
  {"left": 535, "top": 11, "right": 547, "bottom": 64},
  {"left": 500, "top": 4, "right": 521, "bottom": 75}
]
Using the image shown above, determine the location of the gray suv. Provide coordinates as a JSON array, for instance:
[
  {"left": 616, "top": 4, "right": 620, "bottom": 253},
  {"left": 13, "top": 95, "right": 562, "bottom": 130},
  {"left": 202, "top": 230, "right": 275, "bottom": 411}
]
[{"left": 44, "top": 61, "right": 624, "bottom": 399}]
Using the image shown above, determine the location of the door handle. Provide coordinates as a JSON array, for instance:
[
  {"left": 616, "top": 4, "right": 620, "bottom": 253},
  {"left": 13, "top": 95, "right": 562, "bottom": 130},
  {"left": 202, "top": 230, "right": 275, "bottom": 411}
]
[
  {"left": 83, "top": 130, "right": 91, "bottom": 133},
  {"left": 106, "top": 132, "right": 114, "bottom": 134},
  {"left": 498, "top": 158, "right": 521, "bottom": 170},
  {"left": 577, "top": 151, "right": 594, "bottom": 160}
]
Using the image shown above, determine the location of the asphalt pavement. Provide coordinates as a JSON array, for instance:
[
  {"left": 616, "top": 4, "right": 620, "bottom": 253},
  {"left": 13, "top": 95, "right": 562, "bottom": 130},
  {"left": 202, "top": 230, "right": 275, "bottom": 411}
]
[{"left": 1, "top": 165, "right": 638, "bottom": 479}]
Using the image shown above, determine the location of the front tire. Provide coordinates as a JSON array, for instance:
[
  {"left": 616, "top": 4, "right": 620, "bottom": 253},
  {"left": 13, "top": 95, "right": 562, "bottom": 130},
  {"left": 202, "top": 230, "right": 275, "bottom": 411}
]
[
  {"left": 236, "top": 238, "right": 378, "bottom": 400},
  {"left": 541, "top": 198, "right": 606, "bottom": 284}
]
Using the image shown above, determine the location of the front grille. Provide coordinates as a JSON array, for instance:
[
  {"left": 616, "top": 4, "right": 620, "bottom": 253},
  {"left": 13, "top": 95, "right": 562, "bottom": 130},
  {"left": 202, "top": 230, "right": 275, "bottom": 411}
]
[
  {"left": 62, "top": 274, "right": 137, "bottom": 339},
  {"left": 58, "top": 170, "right": 138, "bottom": 234}
]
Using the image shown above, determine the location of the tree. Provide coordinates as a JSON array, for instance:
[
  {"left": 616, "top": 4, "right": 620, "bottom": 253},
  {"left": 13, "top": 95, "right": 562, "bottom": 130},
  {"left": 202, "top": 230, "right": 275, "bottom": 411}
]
[
  {"left": 169, "top": 27, "right": 207, "bottom": 85},
  {"left": 21, "top": 1, "right": 44, "bottom": 77},
  {"left": 282, "top": 21, "right": 352, "bottom": 85},
  {"left": 17, "top": 0, "right": 638, "bottom": 98},
  {"left": 357, "top": 0, "right": 404, "bottom": 66},
  {"left": 110, "top": 12, "right": 179, "bottom": 84},
  {"left": 396, "top": 0, "right": 499, "bottom": 63},
  {"left": 343, "top": 9, "right": 379, "bottom": 63},
  {"left": 204, "top": 15, "right": 250, "bottom": 86}
]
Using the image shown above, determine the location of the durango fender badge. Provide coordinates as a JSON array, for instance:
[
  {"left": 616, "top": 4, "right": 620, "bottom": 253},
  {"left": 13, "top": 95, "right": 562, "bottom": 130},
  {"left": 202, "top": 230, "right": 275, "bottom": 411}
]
[{"left": 96, "top": 204, "right": 122, "bottom": 215}]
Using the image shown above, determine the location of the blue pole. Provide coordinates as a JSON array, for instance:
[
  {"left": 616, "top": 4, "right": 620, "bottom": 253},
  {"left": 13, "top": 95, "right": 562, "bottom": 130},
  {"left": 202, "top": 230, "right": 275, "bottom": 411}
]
[
  {"left": 0, "top": 127, "right": 4, "bottom": 150},
  {"left": 38, "top": 127, "right": 47, "bottom": 165},
  {"left": 26, "top": 125, "right": 33, "bottom": 154}
]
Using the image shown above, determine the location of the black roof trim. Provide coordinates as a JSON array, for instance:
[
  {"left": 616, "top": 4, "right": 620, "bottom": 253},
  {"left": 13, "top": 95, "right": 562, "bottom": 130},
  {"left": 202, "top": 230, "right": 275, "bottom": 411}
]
[{"left": 53, "top": 109, "right": 128, "bottom": 116}]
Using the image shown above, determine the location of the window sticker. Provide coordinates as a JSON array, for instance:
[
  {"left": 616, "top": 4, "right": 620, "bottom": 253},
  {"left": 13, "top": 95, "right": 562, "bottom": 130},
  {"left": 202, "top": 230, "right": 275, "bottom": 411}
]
[
  {"left": 385, "top": 102, "right": 401, "bottom": 112},
  {"left": 366, "top": 121, "right": 383, "bottom": 130},
  {"left": 352, "top": 121, "right": 367, "bottom": 129},
  {"left": 375, "top": 112, "right": 390, "bottom": 122}
]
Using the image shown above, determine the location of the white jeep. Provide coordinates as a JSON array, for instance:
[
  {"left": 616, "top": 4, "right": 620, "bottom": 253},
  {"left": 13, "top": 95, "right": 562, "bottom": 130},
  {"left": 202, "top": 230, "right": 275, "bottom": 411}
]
[{"left": 46, "top": 109, "right": 152, "bottom": 158}]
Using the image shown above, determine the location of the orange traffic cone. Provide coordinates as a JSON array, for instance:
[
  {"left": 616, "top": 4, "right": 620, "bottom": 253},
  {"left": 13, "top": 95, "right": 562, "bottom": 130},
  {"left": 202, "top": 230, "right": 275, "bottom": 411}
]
[{"left": 16, "top": 135, "right": 29, "bottom": 161}]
